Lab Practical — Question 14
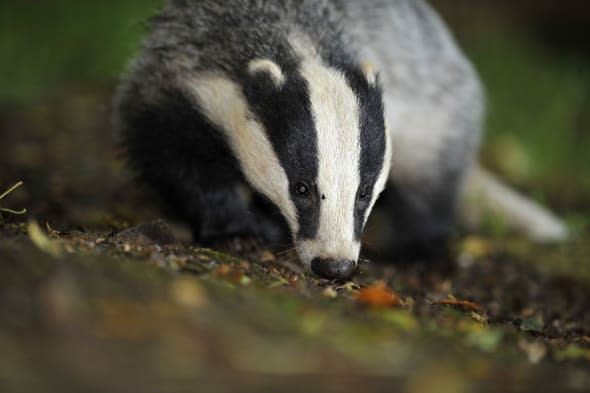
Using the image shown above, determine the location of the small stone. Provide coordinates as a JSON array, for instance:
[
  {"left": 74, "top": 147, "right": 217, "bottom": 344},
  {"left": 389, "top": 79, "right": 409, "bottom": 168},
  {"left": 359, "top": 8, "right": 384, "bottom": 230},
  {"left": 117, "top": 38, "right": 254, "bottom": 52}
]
[{"left": 114, "top": 219, "right": 176, "bottom": 246}]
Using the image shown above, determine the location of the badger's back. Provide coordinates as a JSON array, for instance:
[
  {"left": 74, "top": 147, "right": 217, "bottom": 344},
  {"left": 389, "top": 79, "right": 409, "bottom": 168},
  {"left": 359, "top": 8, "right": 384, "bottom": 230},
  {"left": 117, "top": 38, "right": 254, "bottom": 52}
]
[{"left": 127, "top": 1, "right": 353, "bottom": 79}]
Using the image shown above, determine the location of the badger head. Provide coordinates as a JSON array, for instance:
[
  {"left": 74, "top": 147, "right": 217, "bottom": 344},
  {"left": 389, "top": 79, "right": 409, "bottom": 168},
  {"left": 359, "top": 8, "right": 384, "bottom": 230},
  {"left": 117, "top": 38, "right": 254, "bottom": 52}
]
[{"left": 188, "top": 55, "right": 391, "bottom": 280}]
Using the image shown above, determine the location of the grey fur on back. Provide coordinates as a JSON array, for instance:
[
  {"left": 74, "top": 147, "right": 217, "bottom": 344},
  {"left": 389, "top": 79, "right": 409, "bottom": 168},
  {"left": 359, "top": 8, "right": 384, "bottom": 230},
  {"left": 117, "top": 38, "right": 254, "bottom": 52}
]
[
  {"left": 123, "top": 0, "right": 482, "bottom": 92},
  {"left": 128, "top": 1, "right": 349, "bottom": 82}
]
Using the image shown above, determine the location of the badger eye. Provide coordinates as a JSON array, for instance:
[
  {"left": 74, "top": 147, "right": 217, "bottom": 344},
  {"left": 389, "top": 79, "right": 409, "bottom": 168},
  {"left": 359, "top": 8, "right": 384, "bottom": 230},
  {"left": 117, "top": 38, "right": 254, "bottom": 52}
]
[{"left": 294, "top": 182, "right": 310, "bottom": 197}]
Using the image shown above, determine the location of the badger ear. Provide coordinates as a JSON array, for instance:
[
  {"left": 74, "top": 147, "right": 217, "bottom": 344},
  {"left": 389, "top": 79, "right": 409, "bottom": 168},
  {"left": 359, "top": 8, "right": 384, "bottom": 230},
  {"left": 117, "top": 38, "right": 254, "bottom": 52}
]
[
  {"left": 247, "top": 59, "right": 285, "bottom": 88},
  {"left": 361, "top": 62, "right": 378, "bottom": 87}
]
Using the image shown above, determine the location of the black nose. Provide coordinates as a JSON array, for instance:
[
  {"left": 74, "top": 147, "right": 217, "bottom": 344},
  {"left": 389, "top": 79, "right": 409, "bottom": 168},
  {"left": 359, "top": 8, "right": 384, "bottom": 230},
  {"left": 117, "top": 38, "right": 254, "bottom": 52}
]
[{"left": 311, "top": 258, "right": 356, "bottom": 280}]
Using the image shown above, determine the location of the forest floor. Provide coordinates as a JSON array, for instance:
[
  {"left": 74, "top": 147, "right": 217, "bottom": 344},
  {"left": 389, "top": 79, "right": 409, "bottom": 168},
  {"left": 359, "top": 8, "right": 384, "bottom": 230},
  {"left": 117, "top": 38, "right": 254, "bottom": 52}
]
[{"left": 1, "top": 95, "right": 590, "bottom": 393}]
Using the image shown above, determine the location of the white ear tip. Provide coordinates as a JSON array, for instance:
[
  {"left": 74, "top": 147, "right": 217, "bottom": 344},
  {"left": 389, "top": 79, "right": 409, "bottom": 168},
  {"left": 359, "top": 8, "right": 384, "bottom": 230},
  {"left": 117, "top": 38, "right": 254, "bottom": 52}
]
[
  {"left": 361, "top": 62, "right": 377, "bottom": 86},
  {"left": 248, "top": 58, "right": 285, "bottom": 88}
]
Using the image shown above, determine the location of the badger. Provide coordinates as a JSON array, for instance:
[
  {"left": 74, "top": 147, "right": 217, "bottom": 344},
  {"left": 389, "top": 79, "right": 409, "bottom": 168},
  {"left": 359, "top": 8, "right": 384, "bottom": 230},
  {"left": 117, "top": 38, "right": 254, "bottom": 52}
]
[{"left": 115, "top": 0, "right": 567, "bottom": 280}]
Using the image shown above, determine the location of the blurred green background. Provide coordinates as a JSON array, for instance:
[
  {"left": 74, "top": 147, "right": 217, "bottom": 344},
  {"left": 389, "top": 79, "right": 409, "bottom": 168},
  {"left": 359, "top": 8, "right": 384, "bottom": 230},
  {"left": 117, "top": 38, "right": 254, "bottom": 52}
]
[{"left": 1, "top": 0, "right": 589, "bottom": 230}]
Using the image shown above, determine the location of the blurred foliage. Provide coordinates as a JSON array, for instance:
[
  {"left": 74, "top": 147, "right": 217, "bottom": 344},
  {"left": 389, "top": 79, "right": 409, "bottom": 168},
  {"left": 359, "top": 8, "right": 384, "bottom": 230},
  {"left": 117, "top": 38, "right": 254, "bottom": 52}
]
[
  {"left": 448, "top": 9, "right": 590, "bottom": 211},
  {"left": 0, "top": 0, "right": 162, "bottom": 103},
  {"left": 432, "top": 1, "right": 590, "bottom": 221}
]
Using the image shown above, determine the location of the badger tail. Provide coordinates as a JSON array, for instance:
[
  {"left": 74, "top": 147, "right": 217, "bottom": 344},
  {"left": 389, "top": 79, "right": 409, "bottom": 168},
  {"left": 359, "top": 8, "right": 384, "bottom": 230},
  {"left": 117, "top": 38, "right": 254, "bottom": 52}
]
[{"left": 458, "top": 166, "right": 568, "bottom": 243}]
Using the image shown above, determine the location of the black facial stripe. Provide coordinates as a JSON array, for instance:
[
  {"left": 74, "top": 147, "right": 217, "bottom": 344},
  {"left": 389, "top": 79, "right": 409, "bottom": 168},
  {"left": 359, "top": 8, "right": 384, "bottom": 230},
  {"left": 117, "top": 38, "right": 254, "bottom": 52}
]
[
  {"left": 242, "top": 61, "right": 320, "bottom": 240},
  {"left": 344, "top": 69, "right": 387, "bottom": 240}
]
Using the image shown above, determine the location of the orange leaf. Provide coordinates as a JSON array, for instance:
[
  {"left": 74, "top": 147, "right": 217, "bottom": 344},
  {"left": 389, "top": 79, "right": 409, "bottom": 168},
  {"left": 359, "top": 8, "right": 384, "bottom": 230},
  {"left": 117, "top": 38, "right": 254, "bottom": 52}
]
[
  {"left": 356, "top": 281, "right": 404, "bottom": 308},
  {"left": 433, "top": 298, "right": 485, "bottom": 313},
  {"left": 216, "top": 264, "right": 232, "bottom": 275}
]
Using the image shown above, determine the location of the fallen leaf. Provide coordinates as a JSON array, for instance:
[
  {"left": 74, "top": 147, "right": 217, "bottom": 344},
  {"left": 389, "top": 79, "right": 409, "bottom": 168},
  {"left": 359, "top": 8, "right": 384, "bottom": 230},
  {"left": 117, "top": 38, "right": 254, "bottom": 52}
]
[
  {"left": 355, "top": 281, "right": 404, "bottom": 308},
  {"left": 322, "top": 286, "right": 338, "bottom": 298},
  {"left": 335, "top": 281, "right": 360, "bottom": 292},
  {"left": 519, "top": 315, "right": 544, "bottom": 333},
  {"left": 433, "top": 297, "right": 485, "bottom": 313},
  {"left": 555, "top": 344, "right": 590, "bottom": 362},
  {"left": 470, "top": 311, "right": 488, "bottom": 324},
  {"left": 28, "top": 221, "right": 62, "bottom": 257},
  {"left": 518, "top": 338, "right": 547, "bottom": 364},
  {"left": 404, "top": 297, "right": 416, "bottom": 310},
  {"left": 258, "top": 250, "right": 275, "bottom": 263},
  {"left": 457, "top": 236, "right": 493, "bottom": 268},
  {"left": 240, "top": 275, "right": 252, "bottom": 286},
  {"left": 268, "top": 278, "right": 290, "bottom": 288},
  {"left": 216, "top": 264, "right": 232, "bottom": 275},
  {"left": 459, "top": 236, "right": 493, "bottom": 258},
  {"left": 466, "top": 328, "right": 503, "bottom": 353}
]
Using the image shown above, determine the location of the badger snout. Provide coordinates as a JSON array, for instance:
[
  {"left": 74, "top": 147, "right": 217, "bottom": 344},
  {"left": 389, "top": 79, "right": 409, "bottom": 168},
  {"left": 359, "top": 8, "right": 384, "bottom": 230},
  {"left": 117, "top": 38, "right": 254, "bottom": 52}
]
[{"left": 311, "top": 258, "right": 356, "bottom": 280}]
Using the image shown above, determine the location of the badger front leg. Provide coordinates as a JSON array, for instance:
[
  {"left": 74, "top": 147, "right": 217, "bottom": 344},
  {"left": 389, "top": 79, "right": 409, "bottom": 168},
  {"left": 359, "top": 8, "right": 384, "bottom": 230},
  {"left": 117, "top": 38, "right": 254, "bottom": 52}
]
[
  {"left": 380, "top": 105, "right": 482, "bottom": 262},
  {"left": 381, "top": 125, "right": 480, "bottom": 262},
  {"left": 189, "top": 184, "right": 289, "bottom": 247},
  {"left": 379, "top": 73, "right": 483, "bottom": 262},
  {"left": 381, "top": 176, "right": 461, "bottom": 261},
  {"left": 189, "top": 184, "right": 256, "bottom": 244}
]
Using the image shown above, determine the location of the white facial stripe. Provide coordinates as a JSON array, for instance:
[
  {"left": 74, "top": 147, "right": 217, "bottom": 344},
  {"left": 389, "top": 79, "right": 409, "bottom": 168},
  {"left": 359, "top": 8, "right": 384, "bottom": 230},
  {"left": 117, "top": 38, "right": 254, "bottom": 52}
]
[
  {"left": 185, "top": 73, "right": 298, "bottom": 232},
  {"left": 296, "top": 50, "right": 363, "bottom": 265}
]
